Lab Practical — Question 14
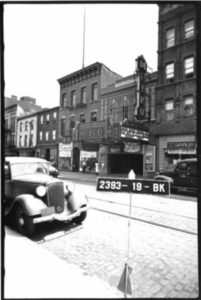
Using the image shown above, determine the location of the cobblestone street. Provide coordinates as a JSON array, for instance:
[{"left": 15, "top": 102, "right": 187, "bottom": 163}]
[{"left": 40, "top": 203, "right": 198, "bottom": 298}]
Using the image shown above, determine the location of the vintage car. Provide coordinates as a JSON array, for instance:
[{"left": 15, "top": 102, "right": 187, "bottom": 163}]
[
  {"left": 47, "top": 162, "right": 59, "bottom": 178},
  {"left": 154, "top": 158, "right": 197, "bottom": 194},
  {"left": 4, "top": 157, "right": 88, "bottom": 236}
]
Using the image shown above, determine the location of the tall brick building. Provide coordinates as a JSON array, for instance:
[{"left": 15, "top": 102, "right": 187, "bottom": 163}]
[{"left": 152, "top": 4, "right": 197, "bottom": 171}]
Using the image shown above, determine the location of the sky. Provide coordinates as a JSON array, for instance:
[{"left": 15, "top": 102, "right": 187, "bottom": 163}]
[{"left": 4, "top": 3, "right": 159, "bottom": 108}]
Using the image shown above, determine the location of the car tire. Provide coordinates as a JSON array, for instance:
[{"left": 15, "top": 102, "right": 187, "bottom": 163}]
[
  {"left": 73, "top": 211, "right": 87, "bottom": 224},
  {"left": 15, "top": 206, "right": 35, "bottom": 237}
]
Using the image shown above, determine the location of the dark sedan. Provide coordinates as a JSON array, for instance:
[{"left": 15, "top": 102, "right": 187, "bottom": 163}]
[{"left": 154, "top": 158, "right": 197, "bottom": 195}]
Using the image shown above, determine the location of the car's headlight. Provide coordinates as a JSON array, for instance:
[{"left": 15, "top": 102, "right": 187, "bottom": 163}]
[{"left": 36, "top": 185, "right": 47, "bottom": 197}]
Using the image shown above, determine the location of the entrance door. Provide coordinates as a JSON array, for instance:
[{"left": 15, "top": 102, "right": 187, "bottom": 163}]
[
  {"left": 109, "top": 153, "right": 143, "bottom": 176},
  {"left": 72, "top": 147, "right": 80, "bottom": 172},
  {"left": 46, "top": 148, "right": 50, "bottom": 161}
]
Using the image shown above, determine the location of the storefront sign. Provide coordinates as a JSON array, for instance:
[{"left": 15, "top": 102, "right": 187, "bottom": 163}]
[
  {"left": 80, "top": 150, "right": 97, "bottom": 158},
  {"left": 79, "top": 126, "right": 105, "bottom": 140},
  {"left": 167, "top": 142, "right": 196, "bottom": 154},
  {"left": 124, "top": 142, "right": 141, "bottom": 153},
  {"left": 120, "top": 126, "right": 149, "bottom": 142},
  {"left": 59, "top": 143, "right": 72, "bottom": 157}
]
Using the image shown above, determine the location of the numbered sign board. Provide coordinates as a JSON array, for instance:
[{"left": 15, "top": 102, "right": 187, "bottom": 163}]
[{"left": 96, "top": 177, "right": 170, "bottom": 195}]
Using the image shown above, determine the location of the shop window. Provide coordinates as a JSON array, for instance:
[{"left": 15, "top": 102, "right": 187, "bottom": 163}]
[
  {"left": 39, "top": 131, "right": 43, "bottom": 141},
  {"left": 165, "top": 63, "right": 174, "bottom": 83},
  {"left": 81, "top": 87, "right": 87, "bottom": 104},
  {"left": 92, "top": 83, "right": 98, "bottom": 101},
  {"left": 80, "top": 113, "right": 86, "bottom": 123},
  {"left": 166, "top": 28, "right": 175, "bottom": 48},
  {"left": 165, "top": 100, "right": 174, "bottom": 121},
  {"left": 184, "top": 19, "right": 194, "bottom": 39},
  {"left": 91, "top": 111, "right": 97, "bottom": 122},
  {"left": 71, "top": 90, "right": 76, "bottom": 107},
  {"left": 184, "top": 57, "right": 194, "bottom": 79},
  {"left": 52, "top": 130, "right": 56, "bottom": 140},
  {"left": 184, "top": 96, "right": 194, "bottom": 116}
]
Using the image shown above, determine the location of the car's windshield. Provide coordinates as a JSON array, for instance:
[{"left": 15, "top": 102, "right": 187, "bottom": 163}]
[{"left": 11, "top": 162, "right": 49, "bottom": 178}]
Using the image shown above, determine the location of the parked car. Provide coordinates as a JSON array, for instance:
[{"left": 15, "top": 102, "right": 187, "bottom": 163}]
[
  {"left": 4, "top": 157, "right": 88, "bottom": 237},
  {"left": 47, "top": 162, "right": 59, "bottom": 177},
  {"left": 154, "top": 158, "right": 197, "bottom": 195}
]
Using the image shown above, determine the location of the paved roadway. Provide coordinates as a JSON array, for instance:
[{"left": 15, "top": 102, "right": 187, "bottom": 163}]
[{"left": 32, "top": 182, "right": 198, "bottom": 298}]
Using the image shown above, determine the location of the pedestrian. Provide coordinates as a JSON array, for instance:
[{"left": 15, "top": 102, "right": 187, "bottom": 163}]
[
  {"left": 95, "top": 161, "right": 99, "bottom": 176},
  {"left": 82, "top": 160, "right": 86, "bottom": 173}
]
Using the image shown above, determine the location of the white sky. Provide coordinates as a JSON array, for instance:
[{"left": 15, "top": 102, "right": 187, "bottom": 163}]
[{"left": 4, "top": 3, "right": 159, "bottom": 108}]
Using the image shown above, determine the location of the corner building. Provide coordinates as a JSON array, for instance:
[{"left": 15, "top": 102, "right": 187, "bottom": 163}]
[{"left": 152, "top": 4, "right": 197, "bottom": 171}]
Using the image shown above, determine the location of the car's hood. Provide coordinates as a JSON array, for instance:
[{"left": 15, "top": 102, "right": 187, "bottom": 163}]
[
  {"left": 159, "top": 170, "right": 175, "bottom": 177},
  {"left": 12, "top": 173, "right": 62, "bottom": 185}
]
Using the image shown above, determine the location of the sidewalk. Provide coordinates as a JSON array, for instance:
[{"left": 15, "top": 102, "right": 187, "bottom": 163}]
[{"left": 4, "top": 227, "right": 122, "bottom": 298}]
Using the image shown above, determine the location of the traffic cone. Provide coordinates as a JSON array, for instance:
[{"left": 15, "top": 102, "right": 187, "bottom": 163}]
[{"left": 117, "top": 263, "right": 133, "bottom": 296}]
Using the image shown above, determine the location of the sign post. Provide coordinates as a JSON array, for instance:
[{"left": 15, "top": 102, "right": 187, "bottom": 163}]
[{"left": 96, "top": 171, "right": 170, "bottom": 297}]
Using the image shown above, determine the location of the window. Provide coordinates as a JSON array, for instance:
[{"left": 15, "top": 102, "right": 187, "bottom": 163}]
[
  {"left": 184, "top": 96, "right": 194, "bottom": 116},
  {"left": 70, "top": 116, "right": 75, "bottom": 129},
  {"left": 5, "top": 118, "right": 9, "bottom": 129},
  {"left": 11, "top": 134, "right": 15, "bottom": 145},
  {"left": 80, "top": 113, "right": 86, "bottom": 123},
  {"left": 165, "top": 63, "right": 174, "bottom": 83},
  {"left": 71, "top": 90, "right": 76, "bottom": 107},
  {"left": 25, "top": 121, "right": 29, "bottom": 131},
  {"left": 91, "top": 111, "right": 97, "bottom": 122},
  {"left": 60, "top": 118, "right": 65, "bottom": 137},
  {"left": 81, "top": 87, "right": 87, "bottom": 104},
  {"left": 53, "top": 111, "right": 57, "bottom": 119},
  {"left": 92, "top": 83, "right": 98, "bottom": 101},
  {"left": 11, "top": 116, "right": 15, "bottom": 130},
  {"left": 46, "top": 132, "right": 49, "bottom": 141},
  {"left": 19, "top": 136, "right": 22, "bottom": 147},
  {"left": 61, "top": 93, "right": 68, "bottom": 108},
  {"left": 165, "top": 100, "right": 174, "bottom": 120},
  {"left": 166, "top": 28, "right": 175, "bottom": 48},
  {"left": 30, "top": 134, "right": 34, "bottom": 147},
  {"left": 40, "top": 115, "right": 44, "bottom": 124},
  {"left": 25, "top": 135, "right": 28, "bottom": 147},
  {"left": 39, "top": 131, "right": 43, "bottom": 141},
  {"left": 184, "top": 19, "right": 194, "bottom": 39},
  {"left": 30, "top": 120, "right": 33, "bottom": 130},
  {"left": 184, "top": 57, "right": 194, "bottom": 79},
  {"left": 52, "top": 130, "right": 56, "bottom": 140},
  {"left": 20, "top": 122, "right": 23, "bottom": 132},
  {"left": 46, "top": 114, "right": 50, "bottom": 123}
]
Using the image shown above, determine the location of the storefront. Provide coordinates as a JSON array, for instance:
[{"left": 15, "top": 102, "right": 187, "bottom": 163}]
[
  {"left": 36, "top": 145, "right": 58, "bottom": 166},
  {"left": 59, "top": 143, "right": 73, "bottom": 170},
  {"left": 158, "top": 135, "right": 196, "bottom": 171}
]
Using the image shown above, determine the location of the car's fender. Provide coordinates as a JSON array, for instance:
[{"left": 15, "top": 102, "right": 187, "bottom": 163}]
[
  {"left": 67, "top": 189, "right": 88, "bottom": 212},
  {"left": 154, "top": 175, "right": 174, "bottom": 184},
  {"left": 12, "top": 194, "right": 47, "bottom": 216}
]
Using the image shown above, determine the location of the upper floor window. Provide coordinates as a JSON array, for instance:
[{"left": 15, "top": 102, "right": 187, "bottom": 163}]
[
  {"left": 92, "top": 83, "right": 98, "bottom": 101},
  {"left": 166, "top": 28, "right": 175, "bottom": 48},
  {"left": 61, "top": 93, "right": 68, "bottom": 108},
  {"left": 80, "top": 113, "right": 86, "bottom": 123},
  {"left": 30, "top": 120, "right": 34, "bottom": 130},
  {"left": 71, "top": 90, "right": 76, "bottom": 107},
  {"left": 30, "top": 134, "right": 34, "bottom": 147},
  {"left": 5, "top": 118, "right": 9, "bottom": 129},
  {"left": 40, "top": 115, "right": 44, "bottom": 124},
  {"left": 52, "top": 130, "right": 56, "bottom": 140},
  {"left": 81, "top": 87, "right": 87, "bottom": 104},
  {"left": 20, "top": 122, "right": 23, "bottom": 132},
  {"left": 91, "top": 111, "right": 97, "bottom": 122},
  {"left": 46, "top": 114, "right": 50, "bottom": 123},
  {"left": 46, "top": 131, "right": 49, "bottom": 141},
  {"left": 25, "top": 121, "right": 29, "bottom": 131},
  {"left": 70, "top": 116, "right": 75, "bottom": 129},
  {"left": 25, "top": 135, "right": 28, "bottom": 147},
  {"left": 184, "top": 19, "right": 195, "bottom": 39},
  {"left": 60, "top": 117, "right": 65, "bottom": 137},
  {"left": 39, "top": 131, "right": 43, "bottom": 141},
  {"left": 11, "top": 116, "right": 15, "bottom": 130},
  {"left": 165, "top": 100, "right": 174, "bottom": 121},
  {"left": 53, "top": 111, "right": 57, "bottom": 119},
  {"left": 19, "top": 136, "right": 22, "bottom": 147},
  {"left": 184, "top": 96, "right": 194, "bottom": 116},
  {"left": 184, "top": 56, "right": 194, "bottom": 79},
  {"left": 165, "top": 63, "right": 174, "bottom": 83}
]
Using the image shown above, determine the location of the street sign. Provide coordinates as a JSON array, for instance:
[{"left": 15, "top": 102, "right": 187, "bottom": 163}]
[{"left": 96, "top": 177, "right": 170, "bottom": 195}]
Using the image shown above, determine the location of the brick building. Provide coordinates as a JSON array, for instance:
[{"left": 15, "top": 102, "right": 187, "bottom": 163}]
[
  {"left": 4, "top": 95, "right": 41, "bottom": 156},
  {"left": 36, "top": 106, "right": 59, "bottom": 165},
  {"left": 152, "top": 4, "right": 197, "bottom": 171}
]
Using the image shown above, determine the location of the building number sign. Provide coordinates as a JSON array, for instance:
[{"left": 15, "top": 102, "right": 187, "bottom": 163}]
[{"left": 97, "top": 178, "right": 170, "bottom": 195}]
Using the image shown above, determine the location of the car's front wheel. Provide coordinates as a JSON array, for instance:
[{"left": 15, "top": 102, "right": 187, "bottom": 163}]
[
  {"left": 15, "top": 206, "right": 35, "bottom": 237},
  {"left": 73, "top": 211, "right": 87, "bottom": 224}
]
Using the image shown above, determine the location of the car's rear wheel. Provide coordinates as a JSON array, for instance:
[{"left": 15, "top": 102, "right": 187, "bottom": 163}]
[
  {"left": 15, "top": 206, "right": 35, "bottom": 237},
  {"left": 73, "top": 211, "right": 87, "bottom": 224}
]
